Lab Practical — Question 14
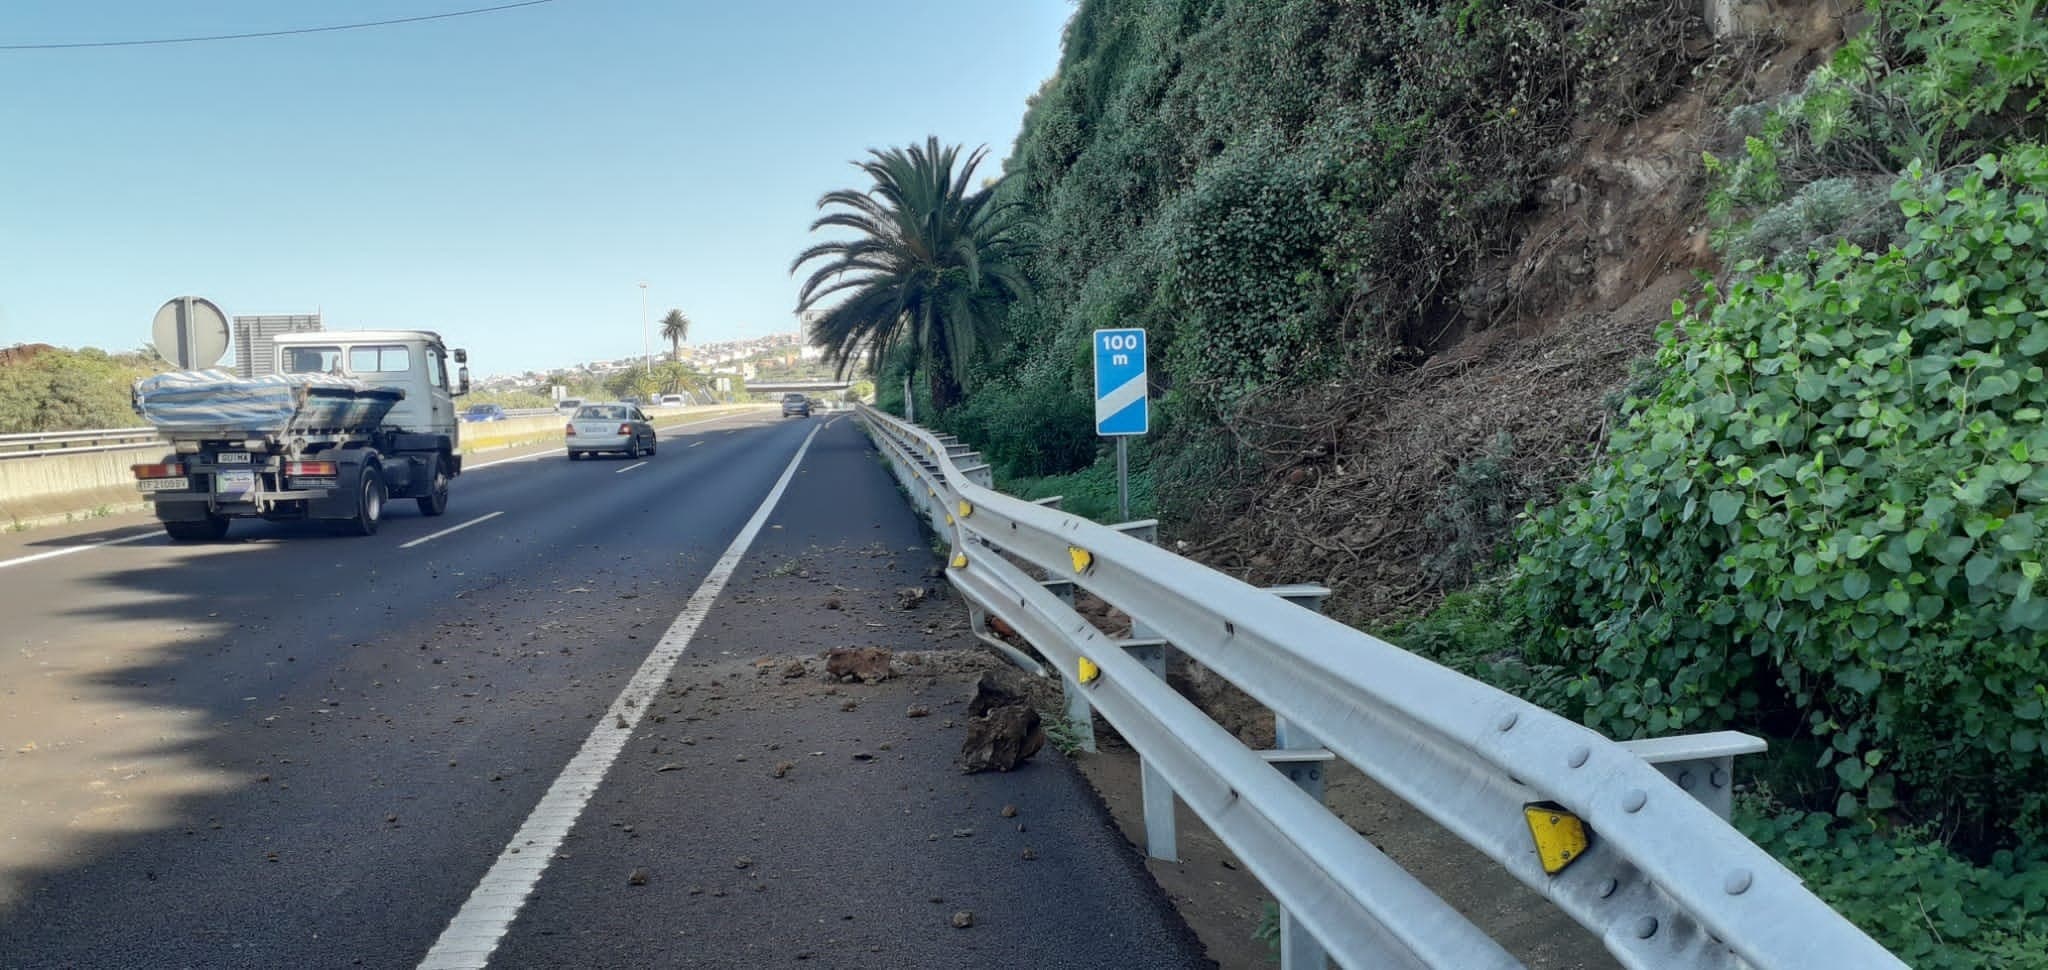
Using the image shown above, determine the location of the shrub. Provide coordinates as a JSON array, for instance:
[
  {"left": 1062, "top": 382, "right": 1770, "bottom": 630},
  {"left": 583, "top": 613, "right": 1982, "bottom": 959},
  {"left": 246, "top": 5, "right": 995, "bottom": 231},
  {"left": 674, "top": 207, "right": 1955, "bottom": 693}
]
[
  {"left": 1517, "top": 147, "right": 2048, "bottom": 844},
  {"left": 1737, "top": 798, "right": 2048, "bottom": 969},
  {"left": 1423, "top": 432, "right": 1527, "bottom": 587}
]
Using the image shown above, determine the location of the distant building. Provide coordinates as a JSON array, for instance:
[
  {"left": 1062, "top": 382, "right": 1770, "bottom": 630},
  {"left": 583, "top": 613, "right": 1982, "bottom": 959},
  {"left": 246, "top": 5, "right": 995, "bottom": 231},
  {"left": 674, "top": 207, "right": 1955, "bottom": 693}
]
[
  {"left": 797, "top": 310, "right": 826, "bottom": 361},
  {"left": 232, "top": 314, "right": 322, "bottom": 377}
]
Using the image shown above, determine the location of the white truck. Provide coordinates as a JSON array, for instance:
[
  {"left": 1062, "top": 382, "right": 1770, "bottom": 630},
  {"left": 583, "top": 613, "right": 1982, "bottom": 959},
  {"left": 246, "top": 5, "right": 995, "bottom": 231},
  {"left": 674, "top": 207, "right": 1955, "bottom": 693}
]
[{"left": 131, "top": 330, "right": 470, "bottom": 540}]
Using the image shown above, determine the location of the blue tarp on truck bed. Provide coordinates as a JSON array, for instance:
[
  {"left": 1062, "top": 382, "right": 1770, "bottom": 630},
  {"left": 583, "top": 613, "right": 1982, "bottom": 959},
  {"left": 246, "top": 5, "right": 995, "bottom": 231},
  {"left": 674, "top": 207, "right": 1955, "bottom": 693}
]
[{"left": 134, "top": 369, "right": 404, "bottom": 435}]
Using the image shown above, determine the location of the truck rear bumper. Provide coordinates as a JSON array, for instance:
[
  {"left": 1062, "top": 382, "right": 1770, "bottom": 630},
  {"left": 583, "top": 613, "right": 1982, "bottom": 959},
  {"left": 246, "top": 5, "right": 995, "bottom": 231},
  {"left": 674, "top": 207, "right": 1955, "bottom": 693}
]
[{"left": 146, "top": 488, "right": 336, "bottom": 520}]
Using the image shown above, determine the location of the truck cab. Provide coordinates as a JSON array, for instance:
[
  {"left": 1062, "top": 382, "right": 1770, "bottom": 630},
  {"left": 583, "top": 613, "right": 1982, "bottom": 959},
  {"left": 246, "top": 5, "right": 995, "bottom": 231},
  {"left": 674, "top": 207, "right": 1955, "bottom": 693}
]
[{"left": 272, "top": 331, "right": 467, "bottom": 446}]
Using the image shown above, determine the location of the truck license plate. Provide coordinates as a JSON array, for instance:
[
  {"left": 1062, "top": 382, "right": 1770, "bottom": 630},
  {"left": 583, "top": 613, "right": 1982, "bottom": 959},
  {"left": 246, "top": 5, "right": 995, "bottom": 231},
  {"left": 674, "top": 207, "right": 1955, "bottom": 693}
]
[
  {"left": 137, "top": 478, "right": 190, "bottom": 492},
  {"left": 214, "top": 469, "right": 257, "bottom": 496},
  {"left": 215, "top": 452, "right": 252, "bottom": 464}
]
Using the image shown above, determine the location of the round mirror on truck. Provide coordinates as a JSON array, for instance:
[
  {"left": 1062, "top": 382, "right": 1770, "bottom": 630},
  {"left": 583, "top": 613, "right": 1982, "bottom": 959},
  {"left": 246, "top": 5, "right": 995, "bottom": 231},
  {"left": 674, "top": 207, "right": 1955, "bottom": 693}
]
[{"left": 150, "top": 297, "right": 230, "bottom": 370}]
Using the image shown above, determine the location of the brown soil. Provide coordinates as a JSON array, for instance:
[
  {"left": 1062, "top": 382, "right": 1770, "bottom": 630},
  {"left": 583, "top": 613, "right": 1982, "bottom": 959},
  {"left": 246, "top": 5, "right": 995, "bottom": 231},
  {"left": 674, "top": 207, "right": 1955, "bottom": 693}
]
[{"left": 1181, "top": 1, "right": 1859, "bottom": 628}]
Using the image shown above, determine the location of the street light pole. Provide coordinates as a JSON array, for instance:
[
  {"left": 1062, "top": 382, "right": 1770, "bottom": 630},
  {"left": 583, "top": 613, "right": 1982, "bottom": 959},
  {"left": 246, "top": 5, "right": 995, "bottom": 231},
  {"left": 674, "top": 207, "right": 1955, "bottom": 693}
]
[{"left": 638, "top": 281, "right": 651, "bottom": 377}]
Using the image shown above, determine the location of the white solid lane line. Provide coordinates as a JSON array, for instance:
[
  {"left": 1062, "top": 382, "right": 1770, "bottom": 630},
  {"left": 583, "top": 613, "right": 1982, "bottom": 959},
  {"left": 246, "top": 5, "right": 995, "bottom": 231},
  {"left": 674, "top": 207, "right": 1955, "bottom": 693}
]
[
  {"left": 416, "top": 423, "right": 823, "bottom": 970},
  {"left": 614, "top": 461, "right": 647, "bottom": 475},
  {"left": 397, "top": 511, "right": 505, "bottom": 550},
  {"left": 0, "top": 530, "right": 156, "bottom": 571}
]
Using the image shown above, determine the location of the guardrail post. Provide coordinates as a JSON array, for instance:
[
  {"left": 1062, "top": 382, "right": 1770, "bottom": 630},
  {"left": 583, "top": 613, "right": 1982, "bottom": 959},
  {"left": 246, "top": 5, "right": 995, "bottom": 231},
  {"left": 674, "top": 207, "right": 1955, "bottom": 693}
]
[
  {"left": 1110, "top": 518, "right": 1181, "bottom": 862},
  {"left": 1617, "top": 731, "right": 1766, "bottom": 821},
  {"left": 1265, "top": 584, "right": 1335, "bottom": 970},
  {"left": 956, "top": 461, "right": 993, "bottom": 489},
  {"left": 1043, "top": 579, "right": 1099, "bottom": 754},
  {"left": 1118, "top": 636, "right": 1178, "bottom": 862}
]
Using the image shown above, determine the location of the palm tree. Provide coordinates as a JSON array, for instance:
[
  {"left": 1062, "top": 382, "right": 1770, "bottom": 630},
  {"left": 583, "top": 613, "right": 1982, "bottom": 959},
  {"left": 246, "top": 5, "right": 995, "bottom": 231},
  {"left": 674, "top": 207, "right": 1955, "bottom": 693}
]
[
  {"left": 659, "top": 309, "right": 690, "bottom": 362},
  {"left": 790, "top": 136, "right": 1028, "bottom": 411}
]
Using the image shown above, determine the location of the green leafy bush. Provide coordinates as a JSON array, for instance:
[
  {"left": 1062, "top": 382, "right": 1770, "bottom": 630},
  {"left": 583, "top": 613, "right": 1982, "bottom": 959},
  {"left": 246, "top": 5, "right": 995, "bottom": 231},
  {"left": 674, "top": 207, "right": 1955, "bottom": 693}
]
[
  {"left": 1737, "top": 798, "right": 2048, "bottom": 969},
  {"left": 1518, "top": 147, "right": 2048, "bottom": 843},
  {"left": 1707, "top": 0, "right": 2048, "bottom": 261}
]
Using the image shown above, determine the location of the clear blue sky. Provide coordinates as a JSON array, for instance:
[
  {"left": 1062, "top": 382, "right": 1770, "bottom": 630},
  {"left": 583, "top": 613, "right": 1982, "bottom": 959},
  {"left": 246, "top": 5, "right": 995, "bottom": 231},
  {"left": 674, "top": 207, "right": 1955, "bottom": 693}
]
[{"left": 0, "top": 0, "right": 1071, "bottom": 376}]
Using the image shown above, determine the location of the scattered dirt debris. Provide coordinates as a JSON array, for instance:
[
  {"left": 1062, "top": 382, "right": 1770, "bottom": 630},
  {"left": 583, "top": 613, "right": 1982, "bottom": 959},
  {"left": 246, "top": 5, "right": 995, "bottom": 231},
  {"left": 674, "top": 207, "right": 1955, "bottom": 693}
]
[{"left": 825, "top": 646, "right": 894, "bottom": 683}]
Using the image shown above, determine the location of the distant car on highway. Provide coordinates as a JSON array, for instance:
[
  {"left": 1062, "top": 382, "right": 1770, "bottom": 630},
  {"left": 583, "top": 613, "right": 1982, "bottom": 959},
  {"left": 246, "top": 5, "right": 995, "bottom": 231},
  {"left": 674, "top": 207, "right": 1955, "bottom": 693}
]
[
  {"left": 566, "top": 402, "right": 656, "bottom": 460},
  {"left": 780, "top": 393, "right": 812, "bottom": 418},
  {"left": 658, "top": 393, "right": 688, "bottom": 406},
  {"left": 554, "top": 397, "right": 584, "bottom": 413},
  {"left": 461, "top": 403, "right": 507, "bottom": 422}
]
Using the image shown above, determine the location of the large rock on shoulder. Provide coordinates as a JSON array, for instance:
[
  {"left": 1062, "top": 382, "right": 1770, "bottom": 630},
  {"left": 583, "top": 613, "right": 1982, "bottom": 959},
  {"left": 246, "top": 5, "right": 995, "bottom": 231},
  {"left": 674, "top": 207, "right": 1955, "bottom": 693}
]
[
  {"left": 967, "top": 672, "right": 1025, "bottom": 717},
  {"left": 960, "top": 703, "right": 1044, "bottom": 773}
]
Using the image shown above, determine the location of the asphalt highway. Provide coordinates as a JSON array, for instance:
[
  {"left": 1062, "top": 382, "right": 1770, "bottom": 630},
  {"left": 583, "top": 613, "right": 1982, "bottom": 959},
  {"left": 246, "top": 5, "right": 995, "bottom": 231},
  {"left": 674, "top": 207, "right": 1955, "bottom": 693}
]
[{"left": 0, "top": 410, "right": 1209, "bottom": 969}]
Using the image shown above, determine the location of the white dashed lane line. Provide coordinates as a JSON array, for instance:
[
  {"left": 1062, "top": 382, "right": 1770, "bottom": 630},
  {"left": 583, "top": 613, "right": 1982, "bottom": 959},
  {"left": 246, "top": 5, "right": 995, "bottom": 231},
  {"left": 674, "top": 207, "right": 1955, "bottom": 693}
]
[
  {"left": 0, "top": 530, "right": 157, "bottom": 571},
  {"left": 614, "top": 461, "right": 647, "bottom": 475},
  {"left": 397, "top": 511, "right": 505, "bottom": 550}
]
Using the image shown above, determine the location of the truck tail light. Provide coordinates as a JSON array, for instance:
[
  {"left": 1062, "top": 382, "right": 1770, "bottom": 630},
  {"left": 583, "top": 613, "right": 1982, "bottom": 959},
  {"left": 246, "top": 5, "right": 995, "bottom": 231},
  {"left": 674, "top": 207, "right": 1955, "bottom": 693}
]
[
  {"left": 132, "top": 462, "right": 184, "bottom": 479},
  {"left": 284, "top": 460, "right": 337, "bottom": 477},
  {"left": 618, "top": 424, "right": 633, "bottom": 435}
]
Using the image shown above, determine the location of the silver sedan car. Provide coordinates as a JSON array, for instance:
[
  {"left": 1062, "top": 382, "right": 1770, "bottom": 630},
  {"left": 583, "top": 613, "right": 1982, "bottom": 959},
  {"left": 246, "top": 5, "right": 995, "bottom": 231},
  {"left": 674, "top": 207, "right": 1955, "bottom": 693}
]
[{"left": 566, "top": 403, "right": 657, "bottom": 460}]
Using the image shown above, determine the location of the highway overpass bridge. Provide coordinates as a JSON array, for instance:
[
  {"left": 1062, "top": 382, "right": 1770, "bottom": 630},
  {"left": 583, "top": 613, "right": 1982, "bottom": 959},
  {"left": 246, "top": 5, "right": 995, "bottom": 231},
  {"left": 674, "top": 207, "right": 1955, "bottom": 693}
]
[{"left": 746, "top": 379, "right": 853, "bottom": 394}]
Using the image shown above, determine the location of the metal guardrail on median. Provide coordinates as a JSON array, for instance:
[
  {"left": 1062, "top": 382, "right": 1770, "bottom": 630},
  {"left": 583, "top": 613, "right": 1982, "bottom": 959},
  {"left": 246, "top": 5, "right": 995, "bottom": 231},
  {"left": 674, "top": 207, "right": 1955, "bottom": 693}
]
[
  {"left": 856, "top": 403, "right": 1902, "bottom": 970},
  {"left": 0, "top": 427, "right": 161, "bottom": 459}
]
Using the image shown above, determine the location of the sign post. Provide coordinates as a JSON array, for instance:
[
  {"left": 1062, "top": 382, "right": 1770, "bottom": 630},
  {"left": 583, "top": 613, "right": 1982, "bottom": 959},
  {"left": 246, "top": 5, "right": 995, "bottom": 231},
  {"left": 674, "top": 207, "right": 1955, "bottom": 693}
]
[{"left": 1092, "top": 328, "right": 1148, "bottom": 520}]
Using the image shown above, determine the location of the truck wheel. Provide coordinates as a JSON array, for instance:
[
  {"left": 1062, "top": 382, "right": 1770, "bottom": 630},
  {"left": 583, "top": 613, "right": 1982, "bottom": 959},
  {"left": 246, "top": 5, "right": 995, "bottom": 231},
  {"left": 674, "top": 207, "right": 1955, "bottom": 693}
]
[
  {"left": 348, "top": 467, "right": 386, "bottom": 536},
  {"left": 163, "top": 514, "right": 230, "bottom": 542},
  {"left": 416, "top": 460, "right": 450, "bottom": 517}
]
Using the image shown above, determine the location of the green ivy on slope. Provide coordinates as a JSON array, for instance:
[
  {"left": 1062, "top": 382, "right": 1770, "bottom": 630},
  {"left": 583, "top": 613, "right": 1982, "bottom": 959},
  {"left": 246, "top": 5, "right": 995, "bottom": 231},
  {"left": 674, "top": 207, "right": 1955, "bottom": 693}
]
[
  {"left": 927, "top": 0, "right": 1709, "bottom": 492},
  {"left": 1518, "top": 147, "right": 2048, "bottom": 844}
]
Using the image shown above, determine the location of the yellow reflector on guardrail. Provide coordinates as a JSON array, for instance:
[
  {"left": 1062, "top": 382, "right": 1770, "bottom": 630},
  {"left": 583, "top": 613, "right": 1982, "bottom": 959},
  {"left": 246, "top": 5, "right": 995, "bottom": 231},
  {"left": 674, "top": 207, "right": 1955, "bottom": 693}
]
[
  {"left": 1078, "top": 656, "right": 1101, "bottom": 685},
  {"left": 1524, "top": 802, "right": 1589, "bottom": 875},
  {"left": 1069, "top": 546, "right": 1093, "bottom": 574},
  {"left": 958, "top": 500, "right": 972, "bottom": 519},
  {"left": 951, "top": 552, "right": 968, "bottom": 569}
]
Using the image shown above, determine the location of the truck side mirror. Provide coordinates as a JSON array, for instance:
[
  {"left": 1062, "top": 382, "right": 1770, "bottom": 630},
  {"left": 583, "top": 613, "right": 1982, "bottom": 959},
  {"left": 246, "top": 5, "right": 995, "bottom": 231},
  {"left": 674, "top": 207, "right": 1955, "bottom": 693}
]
[
  {"left": 452, "top": 348, "right": 468, "bottom": 364},
  {"left": 457, "top": 366, "right": 471, "bottom": 396}
]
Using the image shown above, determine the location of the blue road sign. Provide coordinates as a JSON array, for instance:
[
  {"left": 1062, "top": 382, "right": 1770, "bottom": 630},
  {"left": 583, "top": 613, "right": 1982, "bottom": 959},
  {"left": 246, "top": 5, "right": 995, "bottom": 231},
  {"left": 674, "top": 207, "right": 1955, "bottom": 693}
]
[{"left": 1093, "top": 328, "right": 1148, "bottom": 436}]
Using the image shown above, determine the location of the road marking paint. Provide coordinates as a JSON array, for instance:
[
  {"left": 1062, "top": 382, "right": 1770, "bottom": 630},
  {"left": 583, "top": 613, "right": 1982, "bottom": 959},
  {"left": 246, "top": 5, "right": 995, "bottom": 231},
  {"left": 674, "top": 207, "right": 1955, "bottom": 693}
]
[
  {"left": 398, "top": 511, "right": 505, "bottom": 550},
  {"left": 0, "top": 530, "right": 156, "bottom": 570},
  {"left": 688, "top": 441, "right": 705, "bottom": 448},
  {"left": 614, "top": 461, "right": 647, "bottom": 475},
  {"left": 464, "top": 449, "right": 558, "bottom": 471},
  {"left": 417, "top": 423, "right": 822, "bottom": 970}
]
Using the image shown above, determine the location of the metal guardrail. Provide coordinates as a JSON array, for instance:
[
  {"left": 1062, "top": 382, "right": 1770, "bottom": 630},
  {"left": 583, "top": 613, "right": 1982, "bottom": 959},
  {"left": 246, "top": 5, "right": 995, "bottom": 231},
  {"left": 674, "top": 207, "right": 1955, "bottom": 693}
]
[
  {"left": 0, "top": 427, "right": 161, "bottom": 459},
  {"left": 856, "top": 403, "right": 1902, "bottom": 970}
]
